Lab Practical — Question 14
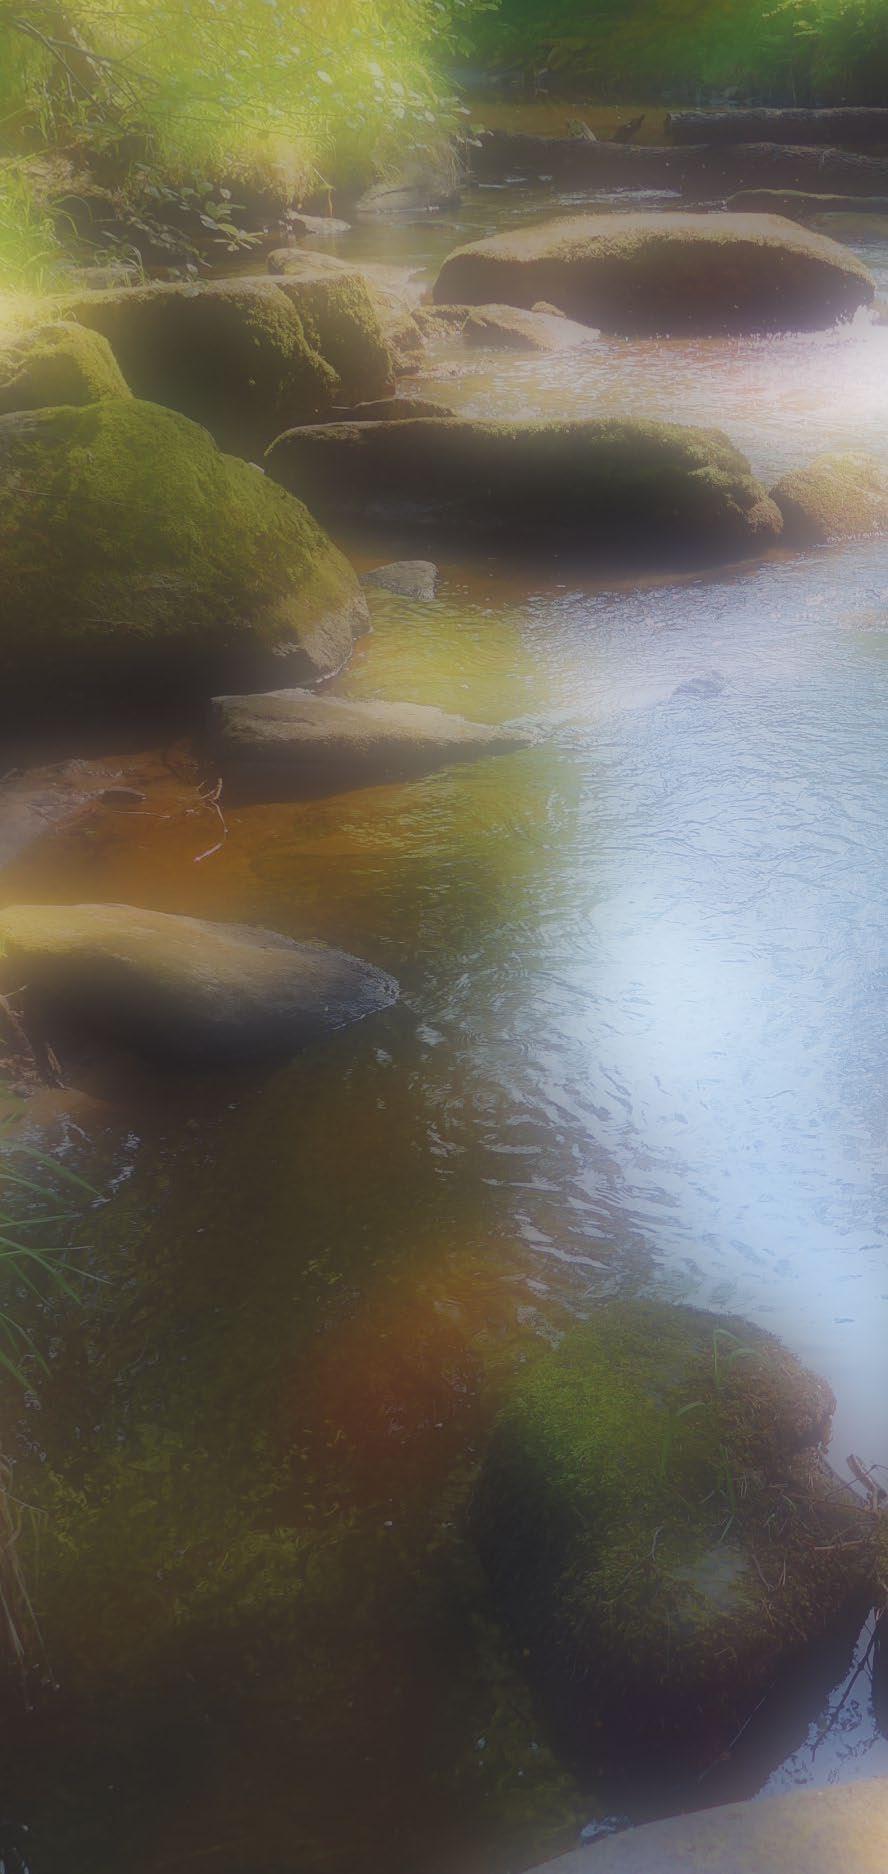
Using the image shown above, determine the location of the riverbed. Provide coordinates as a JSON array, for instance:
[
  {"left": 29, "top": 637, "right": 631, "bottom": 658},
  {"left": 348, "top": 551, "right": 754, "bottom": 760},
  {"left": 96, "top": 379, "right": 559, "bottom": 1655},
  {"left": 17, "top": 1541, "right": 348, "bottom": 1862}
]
[{"left": 0, "top": 148, "right": 887, "bottom": 1874}]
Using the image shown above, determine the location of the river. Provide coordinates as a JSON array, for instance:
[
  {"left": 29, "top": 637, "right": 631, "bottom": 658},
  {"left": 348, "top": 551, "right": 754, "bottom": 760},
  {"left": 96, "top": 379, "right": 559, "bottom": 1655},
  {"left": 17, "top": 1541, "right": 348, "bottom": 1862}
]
[{"left": 0, "top": 148, "right": 886, "bottom": 1874}]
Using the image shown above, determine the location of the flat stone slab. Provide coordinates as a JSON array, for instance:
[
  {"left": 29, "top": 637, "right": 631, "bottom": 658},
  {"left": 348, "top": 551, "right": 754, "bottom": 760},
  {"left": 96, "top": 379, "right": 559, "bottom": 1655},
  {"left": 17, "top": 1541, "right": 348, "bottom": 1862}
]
[
  {"left": 210, "top": 688, "right": 533, "bottom": 797},
  {"left": 525, "top": 1781, "right": 888, "bottom": 1873},
  {"left": 462, "top": 304, "right": 599, "bottom": 352},
  {"left": 0, "top": 903, "right": 398, "bottom": 1064}
]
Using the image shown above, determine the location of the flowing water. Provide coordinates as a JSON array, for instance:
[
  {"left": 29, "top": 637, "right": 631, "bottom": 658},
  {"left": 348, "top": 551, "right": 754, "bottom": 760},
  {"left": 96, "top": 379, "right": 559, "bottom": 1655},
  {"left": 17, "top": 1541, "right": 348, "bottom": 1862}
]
[{"left": 1, "top": 148, "right": 887, "bottom": 1874}]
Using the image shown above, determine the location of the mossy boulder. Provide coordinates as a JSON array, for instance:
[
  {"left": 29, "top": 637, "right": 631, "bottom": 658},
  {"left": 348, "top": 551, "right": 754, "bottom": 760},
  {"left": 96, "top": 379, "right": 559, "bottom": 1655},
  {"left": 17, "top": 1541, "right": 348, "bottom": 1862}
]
[
  {"left": 0, "top": 321, "right": 130, "bottom": 413},
  {"left": 63, "top": 280, "right": 338, "bottom": 453},
  {"left": 771, "top": 451, "right": 888, "bottom": 544},
  {"left": 433, "top": 212, "right": 875, "bottom": 337},
  {"left": 0, "top": 903, "right": 398, "bottom": 1065},
  {"left": 473, "top": 1303, "right": 872, "bottom": 1775},
  {"left": 0, "top": 399, "right": 367, "bottom": 722},
  {"left": 268, "top": 248, "right": 424, "bottom": 379},
  {"left": 265, "top": 417, "right": 783, "bottom": 568},
  {"left": 209, "top": 687, "right": 535, "bottom": 799},
  {"left": 259, "top": 268, "right": 396, "bottom": 403}
]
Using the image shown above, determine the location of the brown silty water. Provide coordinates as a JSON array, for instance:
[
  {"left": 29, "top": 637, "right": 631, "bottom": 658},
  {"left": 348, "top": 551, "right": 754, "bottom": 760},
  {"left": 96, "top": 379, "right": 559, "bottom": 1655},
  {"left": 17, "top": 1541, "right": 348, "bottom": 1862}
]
[{"left": 0, "top": 115, "right": 887, "bottom": 1873}]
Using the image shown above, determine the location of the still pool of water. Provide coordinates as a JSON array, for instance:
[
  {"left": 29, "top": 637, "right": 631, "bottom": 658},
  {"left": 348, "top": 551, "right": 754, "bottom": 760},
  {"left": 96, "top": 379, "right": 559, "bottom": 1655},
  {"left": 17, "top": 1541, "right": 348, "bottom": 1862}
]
[{"left": 0, "top": 167, "right": 887, "bottom": 1874}]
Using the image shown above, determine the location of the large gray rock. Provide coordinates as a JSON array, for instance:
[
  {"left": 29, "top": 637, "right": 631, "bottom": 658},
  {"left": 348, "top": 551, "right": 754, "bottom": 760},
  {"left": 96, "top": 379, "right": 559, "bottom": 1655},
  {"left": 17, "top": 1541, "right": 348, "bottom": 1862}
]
[
  {"left": 209, "top": 687, "right": 533, "bottom": 797},
  {"left": 525, "top": 1782, "right": 888, "bottom": 1874},
  {"left": 0, "top": 399, "right": 367, "bottom": 723},
  {"left": 433, "top": 211, "right": 874, "bottom": 336},
  {"left": 0, "top": 904, "right": 398, "bottom": 1064},
  {"left": 771, "top": 451, "right": 888, "bottom": 544},
  {"left": 265, "top": 417, "right": 783, "bottom": 567}
]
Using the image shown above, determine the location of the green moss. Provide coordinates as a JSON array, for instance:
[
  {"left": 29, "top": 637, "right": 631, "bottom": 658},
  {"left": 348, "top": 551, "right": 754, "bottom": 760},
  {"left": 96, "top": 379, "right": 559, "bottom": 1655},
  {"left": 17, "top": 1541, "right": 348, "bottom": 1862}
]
[
  {"left": 265, "top": 416, "right": 783, "bottom": 567},
  {"left": 771, "top": 450, "right": 888, "bottom": 545},
  {"left": 0, "top": 321, "right": 131, "bottom": 413},
  {"left": 0, "top": 397, "right": 365, "bottom": 716},
  {"left": 274, "top": 270, "right": 396, "bottom": 404},
  {"left": 61, "top": 280, "right": 339, "bottom": 453},
  {"left": 474, "top": 1303, "right": 872, "bottom": 1772}
]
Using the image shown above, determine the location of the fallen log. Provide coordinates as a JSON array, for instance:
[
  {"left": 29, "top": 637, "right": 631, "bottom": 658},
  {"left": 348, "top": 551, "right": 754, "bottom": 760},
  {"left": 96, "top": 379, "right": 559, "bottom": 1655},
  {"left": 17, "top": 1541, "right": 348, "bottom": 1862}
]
[
  {"left": 681, "top": 143, "right": 888, "bottom": 200},
  {"left": 668, "top": 107, "right": 888, "bottom": 148}
]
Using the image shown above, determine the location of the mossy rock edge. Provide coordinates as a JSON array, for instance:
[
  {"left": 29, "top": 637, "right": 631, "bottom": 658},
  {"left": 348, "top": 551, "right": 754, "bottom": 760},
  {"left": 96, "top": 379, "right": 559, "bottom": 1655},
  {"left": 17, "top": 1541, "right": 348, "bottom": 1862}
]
[
  {"left": 61, "top": 279, "right": 339, "bottom": 454},
  {"left": 265, "top": 416, "right": 783, "bottom": 567},
  {"left": 0, "top": 398, "right": 367, "bottom": 722},
  {"left": 0, "top": 321, "right": 131, "bottom": 413},
  {"left": 473, "top": 1302, "right": 873, "bottom": 1775}
]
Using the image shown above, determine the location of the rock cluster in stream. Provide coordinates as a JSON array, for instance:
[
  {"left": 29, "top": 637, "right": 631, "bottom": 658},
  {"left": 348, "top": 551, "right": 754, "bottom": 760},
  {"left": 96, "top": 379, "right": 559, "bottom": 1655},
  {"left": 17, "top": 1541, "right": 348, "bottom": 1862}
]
[{"left": 0, "top": 139, "right": 886, "bottom": 1819}]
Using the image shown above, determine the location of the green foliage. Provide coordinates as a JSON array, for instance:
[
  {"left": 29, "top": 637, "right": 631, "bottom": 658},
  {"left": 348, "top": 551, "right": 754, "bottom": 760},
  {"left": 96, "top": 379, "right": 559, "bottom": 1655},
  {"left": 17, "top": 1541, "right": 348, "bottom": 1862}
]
[
  {"left": 0, "top": 0, "right": 484, "bottom": 185},
  {"left": 466, "top": 0, "right": 888, "bottom": 103},
  {"left": 0, "top": 162, "right": 57, "bottom": 290}
]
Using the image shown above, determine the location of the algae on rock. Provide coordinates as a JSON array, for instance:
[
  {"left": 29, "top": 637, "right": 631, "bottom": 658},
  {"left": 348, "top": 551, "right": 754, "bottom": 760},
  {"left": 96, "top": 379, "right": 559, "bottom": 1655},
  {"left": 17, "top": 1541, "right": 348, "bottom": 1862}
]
[
  {"left": 0, "top": 398, "right": 367, "bottom": 720},
  {"left": 62, "top": 279, "right": 338, "bottom": 453},
  {"left": 266, "top": 416, "right": 783, "bottom": 568},
  {"left": 473, "top": 1302, "right": 872, "bottom": 1775},
  {"left": 0, "top": 321, "right": 131, "bottom": 414}
]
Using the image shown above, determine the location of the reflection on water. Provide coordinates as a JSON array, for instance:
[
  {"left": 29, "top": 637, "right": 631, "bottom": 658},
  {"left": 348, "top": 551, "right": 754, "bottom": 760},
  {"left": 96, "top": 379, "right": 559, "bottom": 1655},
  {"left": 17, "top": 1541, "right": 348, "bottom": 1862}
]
[{"left": 1, "top": 165, "right": 887, "bottom": 1874}]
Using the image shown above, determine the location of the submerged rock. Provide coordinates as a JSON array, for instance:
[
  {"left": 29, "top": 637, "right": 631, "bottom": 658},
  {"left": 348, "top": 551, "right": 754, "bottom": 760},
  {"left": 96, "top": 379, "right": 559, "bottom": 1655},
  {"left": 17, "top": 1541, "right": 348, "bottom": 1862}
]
[
  {"left": 209, "top": 687, "right": 532, "bottom": 796},
  {"left": 671, "top": 670, "right": 726, "bottom": 699},
  {"left": 0, "top": 321, "right": 130, "bottom": 413},
  {"left": 527, "top": 1783, "right": 888, "bottom": 1874},
  {"left": 0, "top": 399, "right": 367, "bottom": 721},
  {"left": 771, "top": 451, "right": 888, "bottom": 544},
  {"left": 433, "top": 211, "right": 875, "bottom": 336},
  {"left": 473, "top": 1302, "right": 871, "bottom": 1774},
  {"left": 362, "top": 560, "right": 439, "bottom": 600},
  {"left": 265, "top": 417, "right": 783, "bottom": 567},
  {"left": 63, "top": 279, "right": 338, "bottom": 452},
  {"left": 0, "top": 903, "right": 398, "bottom": 1064},
  {"left": 462, "top": 304, "right": 598, "bottom": 352}
]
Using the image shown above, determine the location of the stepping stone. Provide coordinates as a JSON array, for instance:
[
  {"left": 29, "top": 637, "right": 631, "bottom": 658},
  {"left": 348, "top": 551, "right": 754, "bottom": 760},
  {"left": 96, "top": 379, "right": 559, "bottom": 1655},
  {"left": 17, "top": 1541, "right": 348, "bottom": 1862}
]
[
  {"left": 0, "top": 903, "right": 398, "bottom": 1065},
  {"left": 210, "top": 688, "right": 535, "bottom": 797}
]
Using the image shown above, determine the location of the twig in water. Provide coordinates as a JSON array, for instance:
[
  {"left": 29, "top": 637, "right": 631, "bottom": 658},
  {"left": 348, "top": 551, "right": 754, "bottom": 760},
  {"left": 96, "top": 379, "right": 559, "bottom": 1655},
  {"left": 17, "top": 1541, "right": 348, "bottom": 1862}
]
[{"left": 193, "top": 778, "right": 229, "bottom": 865}]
